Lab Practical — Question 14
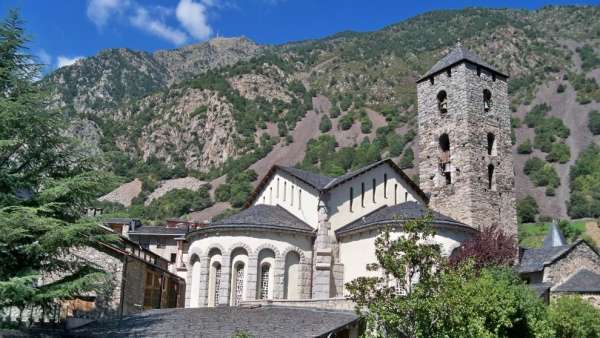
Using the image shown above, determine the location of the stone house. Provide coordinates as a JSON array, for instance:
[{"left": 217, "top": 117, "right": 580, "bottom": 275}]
[{"left": 518, "top": 223, "right": 600, "bottom": 306}]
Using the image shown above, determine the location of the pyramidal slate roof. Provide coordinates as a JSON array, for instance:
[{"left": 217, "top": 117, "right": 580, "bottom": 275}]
[
  {"left": 208, "top": 204, "right": 313, "bottom": 233},
  {"left": 554, "top": 269, "right": 600, "bottom": 293},
  {"left": 336, "top": 201, "right": 475, "bottom": 236},
  {"left": 418, "top": 43, "right": 507, "bottom": 82},
  {"left": 543, "top": 223, "right": 567, "bottom": 248}
]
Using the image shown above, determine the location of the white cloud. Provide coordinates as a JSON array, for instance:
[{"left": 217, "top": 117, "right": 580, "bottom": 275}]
[
  {"left": 87, "top": 0, "right": 128, "bottom": 28},
  {"left": 36, "top": 49, "right": 52, "bottom": 66},
  {"left": 176, "top": 0, "right": 212, "bottom": 41},
  {"left": 130, "top": 7, "right": 188, "bottom": 45},
  {"left": 57, "top": 56, "right": 84, "bottom": 68}
]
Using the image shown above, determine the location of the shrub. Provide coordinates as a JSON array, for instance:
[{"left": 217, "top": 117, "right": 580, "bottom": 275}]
[
  {"left": 330, "top": 105, "right": 341, "bottom": 118},
  {"left": 449, "top": 225, "right": 517, "bottom": 270},
  {"left": 546, "top": 143, "right": 570, "bottom": 163},
  {"left": 568, "top": 143, "right": 600, "bottom": 218},
  {"left": 524, "top": 157, "right": 545, "bottom": 175},
  {"left": 589, "top": 110, "right": 600, "bottom": 135},
  {"left": 525, "top": 103, "right": 551, "bottom": 127},
  {"left": 398, "top": 148, "right": 414, "bottom": 169},
  {"left": 556, "top": 83, "right": 566, "bottom": 93},
  {"left": 545, "top": 186, "right": 555, "bottom": 196},
  {"left": 360, "top": 116, "right": 372, "bottom": 134},
  {"left": 338, "top": 114, "right": 354, "bottom": 130},
  {"left": 141, "top": 187, "right": 213, "bottom": 222},
  {"left": 517, "top": 139, "right": 533, "bottom": 154},
  {"left": 517, "top": 196, "right": 539, "bottom": 223},
  {"left": 549, "top": 296, "right": 600, "bottom": 338},
  {"left": 319, "top": 115, "right": 332, "bottom": 132}
]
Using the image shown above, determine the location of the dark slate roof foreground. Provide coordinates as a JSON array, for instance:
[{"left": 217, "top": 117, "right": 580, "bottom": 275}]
[
  {"left": 208, "top": 204, "right": 313, "bottom": 233},
  {"left": 336, "top": 201, "right": 475, "bottom": 236},
  {"left": 554, "top": 269, "right": 600, "bottom": 293},
  {"left": 518, "top": 245, "right": 571, "bottom": 273},
  {"left": 418, "top": 44, "right": 507, "bottom": 82},
  {"left": 70, "top": 306, "right": 359, "bottom": 338},
  {"left": 129, "top": 225, "right": 187, "bottom": 236}
]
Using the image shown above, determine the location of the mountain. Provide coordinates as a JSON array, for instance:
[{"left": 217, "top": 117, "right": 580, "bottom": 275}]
[{"left": 41, "top": 6, "right": 600, "bottom": 222}]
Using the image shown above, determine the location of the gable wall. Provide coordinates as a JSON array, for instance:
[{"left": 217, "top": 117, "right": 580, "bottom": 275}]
[
  {"left": 327, "top": 164, "right": 425, "bottom": 232},
  {"left": 544, "top": 242, "right": 600, "bottom": 286},
  {"left": 253, "top": 171, "right": 320, "bottom": 229}
]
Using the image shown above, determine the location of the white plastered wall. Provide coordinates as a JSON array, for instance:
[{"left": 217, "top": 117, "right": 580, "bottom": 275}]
[
  {"left": 254, "top": 171, "right": 321, "bottom": 229},
  {"left": 338, "top": 226, "right": 472, "bottom": 294},
  {"left": 327, "top": 163, "right": 424, "bottom": 232}
]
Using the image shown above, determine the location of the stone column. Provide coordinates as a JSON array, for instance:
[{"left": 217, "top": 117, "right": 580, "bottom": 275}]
[
  {"left": 312, "top": 199, "right": 333, "bottom": 299},
  {"left": 245, "top": 254, "right": 258, "bottom": 301},
  {"left": 218, "top": 255, "right": 231, "bottom": 306}
]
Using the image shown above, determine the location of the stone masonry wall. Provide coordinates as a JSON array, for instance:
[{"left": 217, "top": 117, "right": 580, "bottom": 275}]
[
  {"left": 417, "top": 61, "right": 517, "bottom": 237},
  {"left": 544, "top": 242, "right": 600, "bottom": 286}
]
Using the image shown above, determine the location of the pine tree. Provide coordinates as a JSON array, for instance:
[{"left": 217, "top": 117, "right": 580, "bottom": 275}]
[{"left": 0, "top": 10, "right": 116, "bottom": 323}]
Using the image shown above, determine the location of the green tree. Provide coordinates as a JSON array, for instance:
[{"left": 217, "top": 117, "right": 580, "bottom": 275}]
[
  {"left": 346, "top": 216, "right": 553, "bottom": 337},
  {"left": 0, "top": 10, "right": 117, "bottom": 322},
  {"left": 398, "top": 148, "right": 414, "bottom": 169},
  {"left": 549, "top": 296, "right": 600, "bottom": 338},
  {"left": 517, "top": 139, "right": 533, "bottom": 154},
  {"left": 517, "top": 196, "right": 539, "bottom": 223},
  {"left": 589, "top": 110, "right": 600, "bottom": 135},
  {"left": 319, "top": 115, "right": 332, "bottom": 132}
]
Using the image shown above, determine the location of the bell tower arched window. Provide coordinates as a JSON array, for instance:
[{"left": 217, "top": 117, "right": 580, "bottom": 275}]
[
  {"left": 483, "top": 89, "right": 492, "bottom": 112},
  {"left": 439, "top": 134, "right": 451, "bottom": 185},
  {"left": 488, "top": 164, "right": 496, "bottom": 191},
  {"left": 437, "top": 91, "right": 448, "bottom": 114}
]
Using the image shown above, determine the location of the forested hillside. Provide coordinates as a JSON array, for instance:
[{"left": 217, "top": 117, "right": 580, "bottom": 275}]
[{"left": 41, "top": 6, "right": 600, "bottom": 223}]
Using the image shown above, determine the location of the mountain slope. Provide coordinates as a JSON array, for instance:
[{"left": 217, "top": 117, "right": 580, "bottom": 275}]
[{"left": 42, "top": 6, "right": 600, "bottom": 221}]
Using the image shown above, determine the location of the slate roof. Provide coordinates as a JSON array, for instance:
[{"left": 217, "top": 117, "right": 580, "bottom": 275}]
[
  {"left": 418, "top": 44, "right": 507, "bottom": 82},
  {"left": 336, "top": 201, "right": 475, "bottom": 236},
  {"left": 278, "top": 166, "right": 334, "bottom": 190},
  {"left": 529, "top": 283, "right": 553, "bottom": 297},
  {"left": 129, "top": 225, "right": 187, "bottom": 236},
  {"left": 554, "top": 269, "right": 600, "bottom": 293},
  {"left": 518, "top": 245, "right": 571, "bottom": 274},
  {"left": 71, "top": 306, "right": 359, "bottom": 338},
  {"left": 543, "top": 223, "right": 567, "bottom": 248},
  {"left": 204, "top": 204, "right": 314, "bottom": 233}
]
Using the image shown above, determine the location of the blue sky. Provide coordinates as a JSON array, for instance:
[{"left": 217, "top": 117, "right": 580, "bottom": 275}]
[{"left": 1, "top": 0, "right": 598, "bottom": 73}]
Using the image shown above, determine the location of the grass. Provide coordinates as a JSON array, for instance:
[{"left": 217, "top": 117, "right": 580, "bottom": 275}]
[{"left": 518, "top": 220, "right": 589, "bottom": 249}]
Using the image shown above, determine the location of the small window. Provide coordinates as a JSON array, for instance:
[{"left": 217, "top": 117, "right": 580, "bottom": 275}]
[
  {"left": 170, "top": 253, "right": 177, "bottom": 263},
  {"left": 384, "top": 173, "right": 388, "bottom": 198},
  {"left": 372, "top": 178, "right": 376, "bottom": 203},
  {"left": 283, "top": 182, "right": 287, "bottom": 201},
  {"left": 488, "top": 164, "right": 496, "bottom": 191},
  {"left": 298, "top": 189, "right": 302, "bottom": 210},
  {"left": 269, "top": 187, "right": 273, "bottom": 204},
  {"left": 483, "top": 89, "right": 492, "bottom": 112},
  {"left": 437, "top": 91, "right": 448, "bottom": 114},
  {"left": 276, "top": 178, "right": 279, "bottom": 199},
  {"left": 349, "top": 187, "right": 354, "bottom": 212},
  {"left": 405, "top": 192, "right": 409, "bottom": 202},
  {"left": 446, "top": 69, "right": 451, "bottom": 77},
  {"left": 487, "top": 133, "right": 496, "bottom": 156},
  {"left": 394, "top": 184, "right": 398, "bottom": 204},
  {"left": 291, "top": 185, "right": 294, "bottom": 206},
  {"left": 429, "top": 77, "right": 434, "bottom": 85},
  {"left": 361, "top": 182, "right": 365, "bottom": 208},
  {"left": 439, "top": 134, "right": 451, "bottom": 185}
]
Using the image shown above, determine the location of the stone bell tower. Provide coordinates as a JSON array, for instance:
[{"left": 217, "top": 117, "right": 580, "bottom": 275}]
[{"left": 416, "top": 43, "right": 517, "bottom": 237}]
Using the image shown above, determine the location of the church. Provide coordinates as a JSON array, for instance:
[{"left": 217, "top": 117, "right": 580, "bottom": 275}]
[{"left": 179, "top": 44, "right": 518, "bottom": 308}]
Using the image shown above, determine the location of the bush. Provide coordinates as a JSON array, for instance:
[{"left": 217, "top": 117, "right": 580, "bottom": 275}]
[
  {"left": 330, "top": 105, "right": 341, "bottom": 118},
  {"left": 360, "top": 116, "right": 372, "bottom": 134},
  {"left": 140, "top": 187, "right": 213, "bottom": 222},
  {"left": 449, "top": 225, "right": 516, "bottom": 270},
  {"left": 525, "top": 103, "right": 551, "bottom": 128},
  {"left": 517, "top": 196, "right": 539, "bottom": 223},
  {"left": 319, "top": 115, "right": 332, "bottom": 132},
  {"left": 589, "top": 110, "right": 600, "bottom": 135},
  {"left": 398, "top": 148, "right": 414, "bottom": 169},
  {"left": 556, "top": 83, "right": 566, "bottom": 93},
  {"left": 545, "top": 186, "right": 555, "bottom": 196},
  {"left": 524, "top": 157, "right": 560, "bottom": 188},
  {"left": 517, "top": 139, "right": 533, "bottom": 154},
  {"left": 338, "top": 114, "right": 354, "bottom": 130},
  {"left": 524, "top": 157, "right": 545, "bottom": 175},
  {"left": 568, "top": 143, "right": 600, "bottom": 218},
  {"left": 546, "top": 143, "right": 570, "bottom": 163},
  {"left": 549, "top": 296, "right": 600, "bottom": 338}
]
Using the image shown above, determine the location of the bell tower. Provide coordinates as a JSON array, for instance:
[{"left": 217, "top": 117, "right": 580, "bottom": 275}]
[{"left": 416, "top": 43, "right": 516, "bottom": 237}]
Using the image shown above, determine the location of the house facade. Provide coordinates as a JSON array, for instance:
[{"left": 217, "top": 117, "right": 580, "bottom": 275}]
[{"left": 179, "top": 44, "right": 517, "bottom": 309}]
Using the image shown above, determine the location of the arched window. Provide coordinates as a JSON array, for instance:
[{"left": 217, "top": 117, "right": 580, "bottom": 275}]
[
  {"left": 487, "top": 133, "right": 496, "bottom": 156},
  {"left": 259, "top": 263, "right": 270, "bottom": 300},
  {"left": 283, "top": 181, "right": 287, "bottom": 201},
  {"left": 283, "top": 251, "right": 301, "bottom": 300},
  {"left": 207, "top": 248, "right": 222, "bottom": 307},
  {"left": 298, "top": 189, "right": 302, "bottom": 210},
  {"left": 394, "top": 184, "right": 398, "bottom": 204},
  {"left": 276, "top": 178, "right": 280, "bottom": 199},
  {"left": 361, "top": 182, "right": 365, "bottom": 208},
  {"left": 372, "top": 178, "right": 376, "bottom": 203},
  {"left": 291, "top": 185, "right": 294, "bottom": 207},
  {"left": 439, "top": 134, "right": 451, "bottom": 185},
  {"left": 229, "top": 248, "right": 248, "bottom": 306},
  {"left": 384, "top": 173, "right": 388, "bottom": 198},
  {"left": 483, "top": 89, "right": 492, "bottom": 112},
  {"left": 488, "top": 164, "right": 496, "bottom": 191},
  {"left": 349, "top": 187, "right": 354, "bottom": 212},
  {"left": 437, "top": 90, "right": 448, "bottom": 114},
  {"left": 256, "top": 249, "right": 275, "bottom": 300}
]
